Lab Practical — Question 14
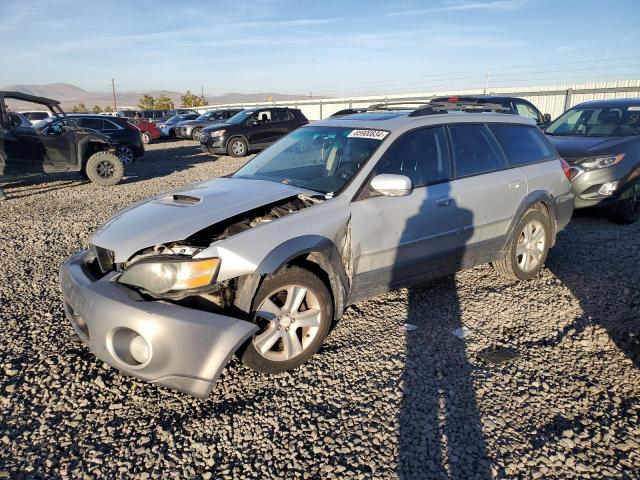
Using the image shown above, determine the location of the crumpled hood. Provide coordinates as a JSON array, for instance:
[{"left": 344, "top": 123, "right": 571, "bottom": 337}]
[
  {"left": 547, "top": 135, "right": 637, "bottom": 161},
  {"left": 91, "top": 177, "right": 306, "bottom": 263}
]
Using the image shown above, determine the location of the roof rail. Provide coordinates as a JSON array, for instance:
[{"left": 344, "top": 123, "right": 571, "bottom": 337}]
[{"left": 366, "top": 100, "right": 513, "bottom": 117}]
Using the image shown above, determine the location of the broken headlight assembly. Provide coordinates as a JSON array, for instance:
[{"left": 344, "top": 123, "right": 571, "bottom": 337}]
[{"left": 117, "top": 257, "right": 220, "bottom": 295}]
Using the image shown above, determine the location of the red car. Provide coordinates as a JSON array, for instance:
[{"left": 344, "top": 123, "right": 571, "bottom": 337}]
[{"left": 133, "top": 119, "right": 160, "bottom": 144}]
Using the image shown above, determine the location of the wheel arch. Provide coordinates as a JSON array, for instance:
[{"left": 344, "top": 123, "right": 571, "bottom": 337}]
[
  {"left": 504, "top": 190, "right": 557, "bottom": 250},
  {"left": 233, "top": 235, "right": 349, "bottom": 321}
]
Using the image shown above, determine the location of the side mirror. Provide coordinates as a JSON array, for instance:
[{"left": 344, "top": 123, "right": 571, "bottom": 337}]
[
  {"left": 247, "top": 118, "right": 257, "bottom": 127},
  {"left": 370, "top": 174, "right": 412, "bottom": 197},
  {"left": 50, "top": 123, "right": 64, "bottom": 135}
]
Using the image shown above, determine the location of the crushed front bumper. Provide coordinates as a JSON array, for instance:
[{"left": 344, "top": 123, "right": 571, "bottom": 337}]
[{"left": 59, "top": 250, "right": 258, "bottom": 398}]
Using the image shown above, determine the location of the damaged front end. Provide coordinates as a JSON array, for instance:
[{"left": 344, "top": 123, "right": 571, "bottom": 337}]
[{"left": 60, "top": 187, "right": 324, "bottom": 397}]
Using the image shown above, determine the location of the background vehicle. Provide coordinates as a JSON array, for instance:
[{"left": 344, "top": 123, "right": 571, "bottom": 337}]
[
  {"left": 157, "top": 113, "right": 199, "bottom": 138},
  {"left": 200, "top": 107, "right": 309, "bottom": 157},
  {"left": 9, "top": 112, "right": 33, "bottom": 127},
  {"left": 66, "top": 114, "right": 144, "bottom": 164},
  {"left": 430, "top": 95, "right": 552, "bottom": 128},
  {"left": 132, "top": 118, "right": 161, "bottom": 144},
  {"left": 60, "top": 101, "right": 573, "bottom": 397},
  {"left": 19, "top": 110, "right": 54, "bottom": 125},
  {"left": 0, "top": 91, "right": 124, "bottom": 186},
  {"left": 546, "top": 98, "right": 640, "bottom": 224},
  {"left": 174, "top": 109, "right": 242, "bottom": 141}
]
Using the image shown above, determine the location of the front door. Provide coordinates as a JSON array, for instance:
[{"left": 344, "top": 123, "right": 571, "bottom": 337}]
[
  {"left": 247, "top": 109, "right": 276, "bottom": 147},
  {"left": 350, "top": 126, "right": 462, "bottom": 297},
  {"left": 39, "top": 124, "right": 77, "bottom": 171}
]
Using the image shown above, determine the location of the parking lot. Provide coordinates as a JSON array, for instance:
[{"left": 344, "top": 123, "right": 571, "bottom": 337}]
[{"left": 0, "top": 140, "right": 639, "bottom": 479}]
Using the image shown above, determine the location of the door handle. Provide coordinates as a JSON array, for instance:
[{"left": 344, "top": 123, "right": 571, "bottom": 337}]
[
  {"left": 509, "top": 181, "right": 523, "bottom": 189},
  {"left": 435, "top": 196, "right": 453, "bottom": 207}
]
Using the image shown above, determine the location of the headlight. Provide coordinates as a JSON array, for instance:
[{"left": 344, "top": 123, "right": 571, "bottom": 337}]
[
  {"left": 118, "top": 257, "right": 220, "bottom": 294},
  {"left": 580, "top": 153, "right": 625, "bottom": 170},
  {"left": 210, "top": 129, "right": 225, "bottom": 138}
]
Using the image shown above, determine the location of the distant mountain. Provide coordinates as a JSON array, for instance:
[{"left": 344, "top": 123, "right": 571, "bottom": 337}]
[{"left": 2, "top": 83, "right": 321, "bottom": 109}]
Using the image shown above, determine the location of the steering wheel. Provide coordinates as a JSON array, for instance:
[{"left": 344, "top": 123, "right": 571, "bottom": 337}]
[{"left": 334, "top": 161, "right": 358, "bottom": 180}]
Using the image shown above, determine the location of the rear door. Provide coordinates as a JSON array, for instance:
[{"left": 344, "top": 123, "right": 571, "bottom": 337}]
[
  {"left": 351, "top": 126, "right": 462, "bottom": 295},
  {"left": 0, "top": 111, "right": 43, "bottom": 173},
  {"left": 449, "top": 124, "right": 527, "bottom": 261}
]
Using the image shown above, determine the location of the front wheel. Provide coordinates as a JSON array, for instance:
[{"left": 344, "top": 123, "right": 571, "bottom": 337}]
[
  {"left": 84, "top": 151, "right": 124, "bottom": 186},
  {"left": 242, "top": 266, "right": 333, "bottom": 373},
  {"left": 492, "top": 208, "right": 551, "bottom": 281},
  {"left": 610, "top": 182, "right": 640, "bottom": 225},
  {"left": 191, "top": 128, "right": 203, "bottom": 141},
  {"left": 227, "top": 137, "right": 248, "bottom": 158}
]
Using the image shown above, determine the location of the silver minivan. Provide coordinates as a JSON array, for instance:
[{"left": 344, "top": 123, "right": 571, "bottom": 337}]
[{"left": 60, "top": 102, "right": 575, "bottom": 397}]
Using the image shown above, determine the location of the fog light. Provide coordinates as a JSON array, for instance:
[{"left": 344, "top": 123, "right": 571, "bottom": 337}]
[
  {"left": 599, "top": 181, "right": 619, "bottom": 196},
  {"left": 129, "top": 335, "right": 150, "bottom": 364}
]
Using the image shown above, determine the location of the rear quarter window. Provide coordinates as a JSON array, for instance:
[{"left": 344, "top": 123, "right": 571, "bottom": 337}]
[{"left": 489, "top": 124, "right": 555, "bottom": 166}]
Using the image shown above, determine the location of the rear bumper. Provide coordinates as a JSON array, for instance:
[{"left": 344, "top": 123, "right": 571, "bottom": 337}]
[
  {"left": 554, "top": 191, "right": 575, "bottom": 232},
  {"left": 59, "top": 250, "right": 258, "bottom": 398}
]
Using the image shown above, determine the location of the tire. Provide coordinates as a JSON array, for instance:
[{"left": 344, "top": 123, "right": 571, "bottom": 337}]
[
  {"left": 191, "top": 128, "right": 203, "bottom": 141},
  {"left": 227, "top": 137, "right": 248, "bottom": 158},
  {"left": 116, "top": 145, "right": 135, "bottom": 164},
  {"left": 492, "top": 208, "right": 551, "bottom": 281},
  {"left": 242, "top": 266, "right": 333, "bottom": 374},
  {"left": 85, "top": 151, "right": 124, "bottom": 186},
  {"left": 140, "top": 132, "right": 151, "bottom": 144},
  {"left": 610, "top": 181, "right": 640, "bottom": 225}
]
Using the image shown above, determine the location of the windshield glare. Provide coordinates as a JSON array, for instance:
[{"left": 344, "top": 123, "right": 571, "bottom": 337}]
[
  {"left": 233, "top": 126, "right": 386, "bottom": 195},
  {"left": 546, "top": 106, "right": 640, "bottom": 137},
  {"left": 227, "top": 110, "right": 255, "bottom": 125}
]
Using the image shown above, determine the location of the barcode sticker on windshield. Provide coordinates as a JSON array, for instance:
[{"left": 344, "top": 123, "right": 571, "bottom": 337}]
[{"left": 347, "top": 129, "right": 389, "bottom": 140}]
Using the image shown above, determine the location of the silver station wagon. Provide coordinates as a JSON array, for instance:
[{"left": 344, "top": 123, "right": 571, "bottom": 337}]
[{"left": 60, "top": 101, "right": 575, "bottom": 398}]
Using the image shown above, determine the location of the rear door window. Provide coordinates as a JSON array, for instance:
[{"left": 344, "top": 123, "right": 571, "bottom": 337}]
[
  {"left": 489, "top": 124, "right": 555, "bottom": 165},
  {"left": 515, "top": 101, "right": 541, "bottom": 122},
  {"left": 78, "top": 118, "right": 105, "bottom": 130},
  {"left": 449, "top": 124, "right": 506, "bottom": 177},
  {"left": 272, "top": 110, "right": 291, "bottom": 122},
  {"left": 374, "top": 126, "right": 451, "bottom": 187}
]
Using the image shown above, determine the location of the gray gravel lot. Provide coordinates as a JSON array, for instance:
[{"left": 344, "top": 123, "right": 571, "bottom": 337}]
[{"left": 1, "top": 140, "right": 639, "bottom": 479}]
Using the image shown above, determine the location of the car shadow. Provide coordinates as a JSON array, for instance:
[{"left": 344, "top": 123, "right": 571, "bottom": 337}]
[
  {"left": 0, "top": 144, "right": 213, "bottom": 198},
  {"left": 391, "top": 184, "right": 491, "bottom": 478},
  {"left": 543, "top": 214, "right": 640, "bottom": 367}
]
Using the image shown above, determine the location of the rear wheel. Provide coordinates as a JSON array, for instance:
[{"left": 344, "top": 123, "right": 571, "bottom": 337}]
[
  {"left": 85, "top": 151, "right": 124, "bottom": 186},
  {"left": 242, "top": 266, "right": 333, "bottom": 373},
  {"left": 140, "top": 132, "right": 151, "bottom": 144},
  {"left": 610, "top": 181, "right": 640, "bottom": 224},
  {"left": 492, "top": 208, "right": 550, "bottom": 281},
  {"left": 117, "top": 145, "right": 135, "bottom": 164},
  {"left": 227, "top": 137, "right": 248, "bottom": 158}
]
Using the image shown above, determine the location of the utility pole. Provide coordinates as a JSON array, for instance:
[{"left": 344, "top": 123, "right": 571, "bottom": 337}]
[
  {"left": 111, "top": 78, "right": 117, "bottom": 111},
  {"left": 483, "top": 66, "right": 491, "bottom": 95}
]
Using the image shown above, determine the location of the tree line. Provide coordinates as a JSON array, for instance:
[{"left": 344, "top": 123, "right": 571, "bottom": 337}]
[{"left": 68, "top": 91, "right": 209, "bottom": 113}]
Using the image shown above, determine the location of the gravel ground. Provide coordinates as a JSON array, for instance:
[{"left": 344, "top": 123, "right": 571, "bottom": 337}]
[{"left": 0, "top": 140, "right": 639, "bottom": 479}]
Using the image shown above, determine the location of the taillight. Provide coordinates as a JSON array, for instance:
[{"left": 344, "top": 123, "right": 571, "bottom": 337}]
[{"left": 559, "top": 158, "right": 572, "bottom": 181}]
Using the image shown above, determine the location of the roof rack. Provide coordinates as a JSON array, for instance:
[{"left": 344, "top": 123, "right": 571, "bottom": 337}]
[{"left": 367, "top": 100, "right": 513, "bottom": 117}]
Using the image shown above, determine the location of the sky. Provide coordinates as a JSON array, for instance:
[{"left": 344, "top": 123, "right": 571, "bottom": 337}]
[{"left": 1, "top": 0, "right": 639, "bottom": 97}]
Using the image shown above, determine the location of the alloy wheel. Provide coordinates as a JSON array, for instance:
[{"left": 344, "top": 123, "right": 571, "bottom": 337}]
[
  {"left": 117, "top": 146, "right": 134, "bottom": 164},
  {"left": 516, "top": 219, "right": 546, "bottom": 272},
  {"left": 96, "top": 160, "right": 115, "bottom": 179},
  {"left": 252, "top": 285, "right": 322, "bottom": 361}
]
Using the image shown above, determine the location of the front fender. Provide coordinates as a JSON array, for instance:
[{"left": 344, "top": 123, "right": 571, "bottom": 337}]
[{"left": 234, "top": 235, "right": 349, "bottom": 320}]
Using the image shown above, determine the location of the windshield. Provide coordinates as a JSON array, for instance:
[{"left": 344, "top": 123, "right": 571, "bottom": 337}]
[
  {"left": 226, "top": 110, "right": 255, "bottom": 125},
  {"left": 233, "top": 126, "right": 387, "bottom": 195},
  {"left": 546, "top": 105, "right": 640, "bottom": 137}
]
